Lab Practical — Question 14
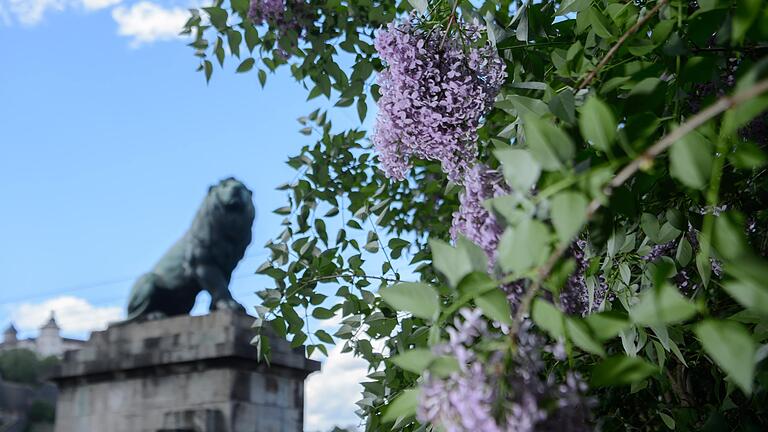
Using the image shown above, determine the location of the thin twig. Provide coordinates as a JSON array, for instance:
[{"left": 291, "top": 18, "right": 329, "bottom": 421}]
[
  {"left": 368, "top": 215, "right": 397, "bottom": 276},
  {"left": 576, "top": 0, "right": 669, "bottom": 91},
  {"left": 608, "top": 77, "right": 768, "bottom": 192},
  {"left": 440, "top": 0, "right": 459, "bottom": 49},
  {"left": 296, "top": 273, "right": 399, "bottom": 288},
  {"left": 511, "top": 77, "right": 768, "bottom": 335}
]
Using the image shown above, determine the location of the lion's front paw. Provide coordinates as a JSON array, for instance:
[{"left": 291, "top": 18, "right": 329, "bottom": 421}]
[{"left": 213, "top": 298, "right": 245, "bottom": 312}]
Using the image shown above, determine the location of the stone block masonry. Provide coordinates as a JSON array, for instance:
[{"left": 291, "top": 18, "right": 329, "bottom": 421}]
[{"left": 50, "top": 310, "right": 320, "bottom": 432}]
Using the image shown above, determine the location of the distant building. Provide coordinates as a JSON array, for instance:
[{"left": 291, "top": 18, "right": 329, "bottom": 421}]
[{"left": 1, "top": 313, "right": 85, "bottom": 358}]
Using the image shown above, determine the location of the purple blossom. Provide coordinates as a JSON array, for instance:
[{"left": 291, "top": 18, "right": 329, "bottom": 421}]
[
  {"left": 450, "top": 165, "right": 509, "bottom": 266},
  {"left": 673, "top": 268, "right": 697, "bottom": 296},
  {"left": 642, "top": 240, "right": 677, "bottom": 262},
  {"left": 248, "top": 0, "right": 311, "bottom": 56},
  {"left": 373, "top": 20, "right": 506, "bottom": 181},
  {"left": 560, "top": 239, "right": 610, "bottom": 316},
  {"left": 418, "top": 310, "right": 591, "bottom": 432},
  {"left": 248, "top": 0, "right": 285, "bottom": 25}
]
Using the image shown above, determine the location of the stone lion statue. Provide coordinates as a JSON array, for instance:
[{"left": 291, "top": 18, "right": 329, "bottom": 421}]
[{"left": 125, "top": 177, "right": 255, "bottom": 322}]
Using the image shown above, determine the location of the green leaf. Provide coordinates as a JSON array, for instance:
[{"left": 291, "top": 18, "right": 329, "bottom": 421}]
[
  {"left": 532, "top": 298, "right": 565, "bottom": 339},
  {"left": 630, "top": 283, "right": 698, "bottom": 326},
  {"left": 203, "top": 60, "right": 213, "bottom": 83},
  {"left": 227, "top": 30, "right": 242, "bottom": 57},
  {"left": 258, "top": 69, "right": 267, "bottom": 87},
  {"left": 729, "top": 141, "right": 767, "bottom": 169},
  {"left": 230, "top": 0, "right": 249, "bottom": 13},
  {"left": 713, "top": 212, "right": 750, "bottom": 261},
  {"left": 523, "top": 115, "right": 575, "bottom": 170},
  {"left": 641, "top": 213, "right": 661, "bottom": 241},
  {"left": 357, "top": 97, "right": 367, "bottom": 122},
  {"left": 722, "top": 280, "right": 768, "bottom": 317},
  {"left": 457, "top": 272, "right": 497, "bottom": 299},
  {"left": 314, "top": 329, "right": 334, "bottom": 344},
  {"left": 591, "top": 356, "right": 658, "bottom": 387},
  {"left": 588, "top": 7, "right": 614, "bottom": 38},
  {"left": 204, "top": 6, "right": 228, "bottom": 31},
  {"left": 694, "top": 319, "right": 756, "bottom": 394},
  {"left": 696, "top": 251, "right": 712, "bottom": 287},
  {"left": 659, "top": 412, "right": 676, "bottom": 430},
  {"left": 244, "top": 24, "right": 259, "bottom": 52},
  {"left": 676, "top": 238, "right": 693, "bottom": 267},
  {"left": 579, "top": 96, "right": 617, "bottom": 152},
  {"left": 476, "top": 288, "right": 513, "bottom": 325},
  {"left": 390, "top": 349, "right": 434, "bottom": 374},
  {"left": 567, "top": 318, "right": 606, "bottom": 356},
  {"left": 497, "top": 219, "right": 551, "bottom": 275},
  {"left": 557, "top": 0, "right": 590, "bottom": 16},
  {"left": 585, "top": 311, "right": 631, "bottom": 340},
  {"left": 236, "top": 58, "right": 255, "bottom": 73},
  {"left": 500, "top": 95, "right": 550, "bottom": 117},
  {"left": 456, "top": 237, "right": 489, "bottom": 273},
  {"left": 430, "top": 239, "right": 472, "bottom": 288},
  {"left": 382, "top": 388, "right": 419, "bottom": 422},
  {"left": 722, "top": 61, "right": 768, "bottom": 136},
  {"left": 549, "top": 90, "right": 576, "bottom": 124},
  {"left": 407, "top": 0, "right": 427, "bottom": 13},
  {"left": 669, "top": 131, "right": 713, "bottom": 189},
  {"left": 429, "top": 356, "right": 460, "bottom": 377},
  {"left": 550, "top": 191, "right": 588, "bottom": 243},
  {"left": 364, "top": 240, "right": 379, "bottom": 253},
  {"left": 312, "top": 307, "right": 336, "bottom": 319},
  {"left": 380, "top": 282, "right": 440, "bottom": 320},
  {"left": 656, "top": 222, "right": 682, "bottom": 243},
  {"left": 733, "top": 0, "right": 761, "bottom": 43},
  {"left": 494, "top": 148, "right": 541, "bottom": 192}
]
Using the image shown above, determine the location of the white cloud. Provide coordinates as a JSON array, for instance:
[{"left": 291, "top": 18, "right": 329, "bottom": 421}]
[
  {"left": 111, "top": 2, "right": 188, "bottom": 47},
  {"left": 0, "top": 0, "right": 121, "bottom": 25},
  {"left": 305, "top": 344, "right": 368, "bottom": 431},
  {"left": 82, "top": 0, "right": 121, "bottom": 10},
  {"left": 1, "top": 0, "right": 65, "bottom": 25},
  {"left": 10, "top": 296, "right": 123, "bottom": 334}
]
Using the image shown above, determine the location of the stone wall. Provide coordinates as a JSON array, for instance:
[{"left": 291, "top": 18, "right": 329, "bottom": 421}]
[
  {"left": 51, "top": 310, "right": 320, "bottom": 432},
  {"left": 0, "top": 378, "right": 57, "bottom": 432}
]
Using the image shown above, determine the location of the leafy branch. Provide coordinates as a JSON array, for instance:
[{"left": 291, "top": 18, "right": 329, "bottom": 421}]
[
  {"left": 512, "top": 77, "right": 768, "bottom": 335},
  {"left": 576, "top": 0, "right": 669, "bottom": 91}
]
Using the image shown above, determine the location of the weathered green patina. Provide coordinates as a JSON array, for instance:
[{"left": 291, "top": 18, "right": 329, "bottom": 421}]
[{"left": 125, "top": 177, "right": 255, "bottom": 322}]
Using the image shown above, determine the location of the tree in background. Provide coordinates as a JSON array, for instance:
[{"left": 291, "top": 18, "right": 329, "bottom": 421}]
[
  {"left": 0, "top": 349, "right": 58, "bottom": 385},
  {"left": 184, "top": 0, "right": 768, "bottom": 430}
]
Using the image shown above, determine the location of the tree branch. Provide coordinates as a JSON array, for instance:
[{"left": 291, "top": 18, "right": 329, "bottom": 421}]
[
  {"left": 512, "top": 77, "right": 768, "bottom": 333},
  {"left": 576, "top": 0, "right": 669, "bottom": 91}
]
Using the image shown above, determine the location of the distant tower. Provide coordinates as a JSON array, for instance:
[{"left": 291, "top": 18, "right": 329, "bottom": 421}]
[
  {"left": 3, "top": 323, "right": 17, "bottom": 345},
  {"left": 37, "top": 312, "right": 63, "bottom": 357}
]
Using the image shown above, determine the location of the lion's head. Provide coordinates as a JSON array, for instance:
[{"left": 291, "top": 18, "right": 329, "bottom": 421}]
[
  {"left": 192, "top": 177, "right": 256, "bottom": 244},
  {"left": 210, "top": 177, "right": 254, "bottom": 212}
]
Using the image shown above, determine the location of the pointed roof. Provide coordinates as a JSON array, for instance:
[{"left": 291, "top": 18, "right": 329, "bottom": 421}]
[
  {"left": 41, "top": 311, "right": 60, "bottom": 330},
  {"left": 3, "top": 323, "right": 16, "bottom": 335}
]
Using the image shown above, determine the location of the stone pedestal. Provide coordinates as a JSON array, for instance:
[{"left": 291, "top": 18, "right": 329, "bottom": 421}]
[{"left": 50, "top": 310, "right": 320, "bottom": 432}]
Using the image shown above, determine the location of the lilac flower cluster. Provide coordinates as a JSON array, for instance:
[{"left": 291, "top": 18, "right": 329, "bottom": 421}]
[
  {"left": 373, "top": 20, "right": 506, "bottom": 181},
  {"left": 560, "top": 239, "right": 610, "bottom": 316},
  {"left": 248, "top": 0, "right": 285, "bottom": 25},
  {"left": 450, "top": 165, "right": 509, "bottom": 266},
  {"left": 641, "top": 227, "right": 725, "bottom": 295},
  {"left": 248, "top": 0, "right": 310, "bottom": 56},
  {"left": 641, "top": 240, "right": 677, "bottom": 262},
  {"left": 418, "top": 309, "right": 591, "bottom": 432}
]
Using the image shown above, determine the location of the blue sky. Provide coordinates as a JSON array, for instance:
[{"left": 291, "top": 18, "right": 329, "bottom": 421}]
[{"left": 0, "top": 1, "right": 367, "bottom": 430}]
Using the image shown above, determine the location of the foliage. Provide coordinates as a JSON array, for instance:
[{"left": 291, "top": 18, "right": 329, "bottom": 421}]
[
  {"left": 26, "top": 400, "right": 56, "bottom": 425},
  {"left": 0, "top": 349, "right": 59, "bottom": 385},
  {"left": 184, "top": 0, "right": 768, "bottom": 430}
]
